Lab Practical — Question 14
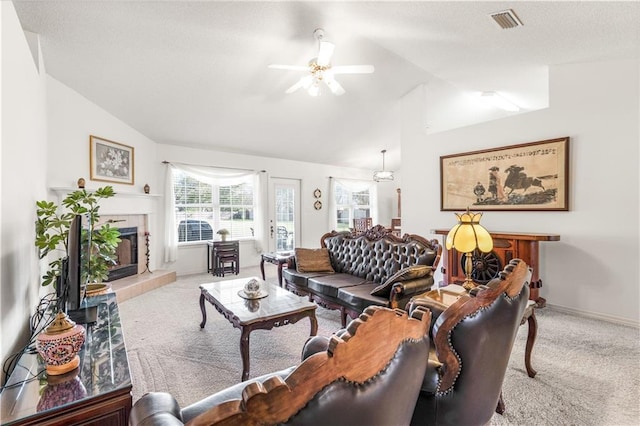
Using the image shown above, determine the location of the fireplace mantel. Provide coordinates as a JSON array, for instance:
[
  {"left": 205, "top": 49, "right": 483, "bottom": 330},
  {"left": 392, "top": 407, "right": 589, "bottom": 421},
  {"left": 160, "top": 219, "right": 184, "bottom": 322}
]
[
  {"left": 50, "top": 187, "right": 161, "bottom": 198},
  {"left": 50, "top": 186, "right": 160, "bottom": 216}
]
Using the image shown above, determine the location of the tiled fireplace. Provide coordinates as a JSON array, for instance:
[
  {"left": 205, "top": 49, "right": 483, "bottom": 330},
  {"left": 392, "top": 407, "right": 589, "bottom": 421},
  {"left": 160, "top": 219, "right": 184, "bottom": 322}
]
[{"left": 98, "top": 214, "right": 148, "bottom": 279}]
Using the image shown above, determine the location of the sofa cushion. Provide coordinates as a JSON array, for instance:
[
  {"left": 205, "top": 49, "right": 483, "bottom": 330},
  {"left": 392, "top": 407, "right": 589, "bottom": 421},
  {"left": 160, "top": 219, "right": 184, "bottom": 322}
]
[
  {"left": 370, "top": 265, "right": 433, "bottom": 297},
  {"left": 283, "top": 268, "right": 332, "bottom": 288},
  {"left": 295, "top": 248, "right": 335, "bottom": 273},
  {"left": 337, "top": 283, "right": 390, "bottom": 312},
  {"left": 307, "top": 274, "right": 369, "bottom": 298}
]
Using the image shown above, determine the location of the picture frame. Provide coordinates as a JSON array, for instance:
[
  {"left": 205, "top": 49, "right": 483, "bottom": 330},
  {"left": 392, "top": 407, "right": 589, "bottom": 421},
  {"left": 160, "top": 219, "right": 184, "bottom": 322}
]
[
  {"left": 440, "top": 137, "right": 569, "bottom": 211},
  {"left": 90, "top": 135, "right": 135, "bottom": 185}
]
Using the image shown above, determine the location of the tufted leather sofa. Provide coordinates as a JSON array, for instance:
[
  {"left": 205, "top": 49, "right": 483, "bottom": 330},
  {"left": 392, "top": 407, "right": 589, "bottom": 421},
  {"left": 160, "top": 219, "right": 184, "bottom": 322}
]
[{"left": 283, "top": 225, "right": 441, "bottom": 326}]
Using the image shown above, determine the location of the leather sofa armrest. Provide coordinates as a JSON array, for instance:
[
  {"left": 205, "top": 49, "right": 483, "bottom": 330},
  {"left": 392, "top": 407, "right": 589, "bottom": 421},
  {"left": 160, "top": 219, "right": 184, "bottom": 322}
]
[
  {"left": 129, "top": 392, "right": 184, "bottom": 426},
  {"left": 301, "top": 335, "right": 330, "bottom": 360},
  {"left": 300, "top": 328, "right": 350, "bottom": 360},
  {"left": 391, "top": 277, "right": 433, "bottom": 298}
]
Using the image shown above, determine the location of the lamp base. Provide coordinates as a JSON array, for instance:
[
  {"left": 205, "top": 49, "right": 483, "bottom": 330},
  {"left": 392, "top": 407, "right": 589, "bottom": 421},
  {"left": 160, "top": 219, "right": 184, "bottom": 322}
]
[
  {"left": 462, "top": 251, "right": 477, "bottom": 291},
  {"left": 462, "top": 277, "right": 477, "bottom": 291}
]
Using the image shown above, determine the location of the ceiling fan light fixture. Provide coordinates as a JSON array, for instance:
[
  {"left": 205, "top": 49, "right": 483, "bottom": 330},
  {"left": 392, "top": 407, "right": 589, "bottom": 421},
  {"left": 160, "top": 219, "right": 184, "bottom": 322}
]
[
  {"left": 373, "top": 150, "right": 394, "bottom": 182},
  {"left": 480, "top": 91, "right": 520, "bottom": 112},
  {"left": 270, "top": 28, "right": 374, "bottom": 97}
]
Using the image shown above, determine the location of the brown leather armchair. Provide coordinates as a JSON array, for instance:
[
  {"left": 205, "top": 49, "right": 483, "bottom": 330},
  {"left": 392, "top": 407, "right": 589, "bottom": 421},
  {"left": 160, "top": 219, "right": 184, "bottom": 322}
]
[
  {"left": 407, "top": 259, "right": 531, "bottom": 426},
  {"left": 129, "top": 306, "right": 432, "bottom": 426}
]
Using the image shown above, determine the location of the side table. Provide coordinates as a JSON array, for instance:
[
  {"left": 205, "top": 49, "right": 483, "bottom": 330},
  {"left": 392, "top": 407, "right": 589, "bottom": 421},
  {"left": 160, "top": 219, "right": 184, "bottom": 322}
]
[
  {"left": 207, "top": 240, "right": 240, "bottom": 277},
  {"left": 260, "top": 252, "right": 293, "bottom": 287}
]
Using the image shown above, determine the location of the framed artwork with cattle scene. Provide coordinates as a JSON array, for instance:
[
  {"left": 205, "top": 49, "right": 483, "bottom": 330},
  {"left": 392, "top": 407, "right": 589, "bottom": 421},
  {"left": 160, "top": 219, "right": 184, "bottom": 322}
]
[{"left": 440, "top": 137, "right": 569, "bottom": 211}]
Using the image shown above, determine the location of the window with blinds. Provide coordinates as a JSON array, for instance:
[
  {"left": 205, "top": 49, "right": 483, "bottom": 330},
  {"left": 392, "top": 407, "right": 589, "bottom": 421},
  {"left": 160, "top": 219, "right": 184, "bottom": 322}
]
[
  {"left": 173, "top": 170, "right": 255, "bottom": 242},
  {"left": 335, "top": 183, "right": 371, "bottom": 232}
]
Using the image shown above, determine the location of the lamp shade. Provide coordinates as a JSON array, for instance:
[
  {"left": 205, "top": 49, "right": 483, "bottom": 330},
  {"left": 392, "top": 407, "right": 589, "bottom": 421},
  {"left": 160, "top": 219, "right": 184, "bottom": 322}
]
[{"left": 445, "top": 210, "right": 493, "bottom": 253}]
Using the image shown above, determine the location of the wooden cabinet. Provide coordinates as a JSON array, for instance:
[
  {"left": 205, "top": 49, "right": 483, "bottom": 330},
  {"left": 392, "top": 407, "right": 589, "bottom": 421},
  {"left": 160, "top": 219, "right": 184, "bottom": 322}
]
[
  {"left": 433, "top": 230, "right": 560, "bottom": 306},
  {"left": 0, "top": 293, "right": 132, "bottom": 425}
]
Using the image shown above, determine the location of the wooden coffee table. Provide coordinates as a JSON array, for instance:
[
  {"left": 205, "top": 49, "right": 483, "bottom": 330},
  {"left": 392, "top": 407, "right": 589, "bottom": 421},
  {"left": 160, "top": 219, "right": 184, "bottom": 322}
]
[{"left": 199, "top": 277, "right": 318, "bottom": 381}]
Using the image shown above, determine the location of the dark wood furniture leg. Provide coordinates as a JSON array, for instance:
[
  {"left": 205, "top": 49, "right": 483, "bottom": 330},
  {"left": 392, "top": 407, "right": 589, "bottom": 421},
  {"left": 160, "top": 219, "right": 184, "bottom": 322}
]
[
  {"left": 276, "top": 263, "right": 285, "bottom": 287},
  {"left": 199, "top": 293, "right": 207, "bottom": 328},
  {"left": 525, "top": 309, "right": 538, "bottom": 378},
  {"left": 496, "top": 392, "right": 505, "bottom": 414},
  {"left": 240, "top": 327, "right": 251, "bottom": 382},
  {"left": 309, "top": 313, "right": 318, "bottom": 336},
  {"left": 260, "top": 255, "right": 266, "bottom": 280}
]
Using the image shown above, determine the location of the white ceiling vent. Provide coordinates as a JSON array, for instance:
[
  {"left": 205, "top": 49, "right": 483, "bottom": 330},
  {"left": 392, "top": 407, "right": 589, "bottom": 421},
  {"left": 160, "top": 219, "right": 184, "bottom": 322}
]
[{"left": 490, "top": 9, "right": 523, "bottom": 29}]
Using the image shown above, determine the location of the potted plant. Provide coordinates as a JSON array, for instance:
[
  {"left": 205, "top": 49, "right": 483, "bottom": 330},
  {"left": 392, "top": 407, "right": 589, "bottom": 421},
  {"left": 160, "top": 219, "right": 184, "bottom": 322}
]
[
  {"left": 217, "top": 228, "right": 230, "bottom": 242},
  {"left": 35, "top": 186, "right": 122, "bottom": 289}
]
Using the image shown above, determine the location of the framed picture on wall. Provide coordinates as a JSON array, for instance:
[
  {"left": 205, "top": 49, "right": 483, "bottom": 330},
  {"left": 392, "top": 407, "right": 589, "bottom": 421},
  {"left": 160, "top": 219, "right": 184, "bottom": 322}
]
[
  {"left": 90, "top": 135, "right": 135, "bottom": 185},
  {"left": 440, "top": 137, "right": 570, "bottom": 211}
]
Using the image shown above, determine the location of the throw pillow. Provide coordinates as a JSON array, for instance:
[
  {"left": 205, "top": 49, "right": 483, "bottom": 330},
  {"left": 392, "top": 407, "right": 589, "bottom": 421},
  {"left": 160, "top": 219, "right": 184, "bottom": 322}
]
[
  {"left": 370, "top": 265, "right": 433, "bottom": 297},
  {"left": 295, "top": 248, "right": 335, "bottom": 273}
]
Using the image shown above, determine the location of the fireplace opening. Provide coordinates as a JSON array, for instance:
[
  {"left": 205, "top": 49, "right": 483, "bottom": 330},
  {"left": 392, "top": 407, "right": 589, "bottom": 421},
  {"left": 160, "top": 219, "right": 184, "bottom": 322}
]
[{"left": 106, "top": 227, "right": 138, "bottom": 282}]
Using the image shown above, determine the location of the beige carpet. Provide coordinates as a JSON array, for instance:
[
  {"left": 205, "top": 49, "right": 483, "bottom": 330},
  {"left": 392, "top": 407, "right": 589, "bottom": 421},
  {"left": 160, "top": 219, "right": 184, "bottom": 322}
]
[{"left": 119, "top": 266, "right": 640, "bottom": 425}]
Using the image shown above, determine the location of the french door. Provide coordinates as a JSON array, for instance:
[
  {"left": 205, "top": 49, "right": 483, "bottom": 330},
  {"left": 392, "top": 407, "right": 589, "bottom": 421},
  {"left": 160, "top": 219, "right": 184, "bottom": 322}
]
[{"left": 268, "top": 178, "right": 300, "bottom": 253}]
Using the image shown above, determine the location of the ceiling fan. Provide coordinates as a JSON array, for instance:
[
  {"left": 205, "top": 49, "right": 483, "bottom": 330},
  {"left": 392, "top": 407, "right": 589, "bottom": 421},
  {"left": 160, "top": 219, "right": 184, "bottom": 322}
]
[{"left": 269, "top": 28, "right": 375, "bottom": 96}]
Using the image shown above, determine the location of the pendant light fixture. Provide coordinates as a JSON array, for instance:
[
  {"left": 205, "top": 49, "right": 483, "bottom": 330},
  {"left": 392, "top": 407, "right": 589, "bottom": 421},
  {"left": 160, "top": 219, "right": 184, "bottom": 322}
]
[{"left": 373, "top": 149, "right": 394, "bottom": 182}]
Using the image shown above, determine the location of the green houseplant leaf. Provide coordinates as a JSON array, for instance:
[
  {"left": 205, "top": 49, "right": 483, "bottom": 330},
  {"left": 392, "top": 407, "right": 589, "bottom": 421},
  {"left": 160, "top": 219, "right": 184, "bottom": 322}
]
[{"left": 35, "top": 186, "right": 121, "bottom": 288}]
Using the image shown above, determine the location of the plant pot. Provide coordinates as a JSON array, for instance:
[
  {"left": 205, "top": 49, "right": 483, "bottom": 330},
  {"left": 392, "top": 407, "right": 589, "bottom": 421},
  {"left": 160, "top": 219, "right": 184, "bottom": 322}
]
[
  {"left": 221, "top": 234, "right": 227, "bottom": 242},
  {"left": 36, "top": 311, "right": 86, "bottom": 376},
  {"left": 86, "top": 283, "right": 111, "bottom": 296}
]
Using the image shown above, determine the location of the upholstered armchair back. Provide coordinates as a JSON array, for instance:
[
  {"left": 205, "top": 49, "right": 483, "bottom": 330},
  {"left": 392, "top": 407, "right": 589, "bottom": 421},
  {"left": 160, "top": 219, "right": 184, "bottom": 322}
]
[
  {"left": 321, "top": 226, "right": 441, "bottom": 285},
  {"left": 409, "top": 259, "right": 531, "bottom": 426}
]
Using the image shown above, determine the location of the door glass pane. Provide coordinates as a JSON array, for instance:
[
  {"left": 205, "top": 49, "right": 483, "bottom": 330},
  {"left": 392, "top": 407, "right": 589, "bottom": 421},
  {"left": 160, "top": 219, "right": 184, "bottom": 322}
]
[{"left": 275, "top": 187, "right": 295, "bottom": 252}]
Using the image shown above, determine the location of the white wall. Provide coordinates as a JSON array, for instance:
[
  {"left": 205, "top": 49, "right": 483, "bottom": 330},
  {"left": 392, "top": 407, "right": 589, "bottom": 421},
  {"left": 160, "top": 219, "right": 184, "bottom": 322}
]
[
  {"left": 402, "top": 59, "right": 639, "bottom": 325},
  {"left": 0, "top": 2, "right": 49, "bottom": 371},
  {"left": 157, "top": 144, "right": 400, "bottom": 275},
  {"left": 45, "top": 77, "right": 163, "bottom": 271}
]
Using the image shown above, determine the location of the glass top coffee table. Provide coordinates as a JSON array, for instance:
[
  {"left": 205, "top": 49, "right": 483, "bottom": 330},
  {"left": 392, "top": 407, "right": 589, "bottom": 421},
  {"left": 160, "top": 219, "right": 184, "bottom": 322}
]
[{"left": 199, "top": 277, "right": 318, "bottom": 381}]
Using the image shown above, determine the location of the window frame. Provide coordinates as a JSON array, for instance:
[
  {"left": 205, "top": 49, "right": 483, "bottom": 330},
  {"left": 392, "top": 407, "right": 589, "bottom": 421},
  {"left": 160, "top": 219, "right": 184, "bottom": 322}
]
[{"left": 173, "top": 171, "right": 255, "bottom": 244}]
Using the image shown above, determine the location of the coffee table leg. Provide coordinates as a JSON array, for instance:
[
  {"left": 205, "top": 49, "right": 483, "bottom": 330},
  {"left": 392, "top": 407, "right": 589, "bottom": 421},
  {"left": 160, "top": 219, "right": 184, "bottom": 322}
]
[
  {"left": 240, "top": 327, "right": 251, "bottom": 381},
  {"left": 199, "top": 293, "right": 207, "bottom": 329},
  {"left": 309, "top": 312, "right": 318, "bottom": 336},
  {"left": 260, "top": 255, "right": 266, "bottom": 281}
]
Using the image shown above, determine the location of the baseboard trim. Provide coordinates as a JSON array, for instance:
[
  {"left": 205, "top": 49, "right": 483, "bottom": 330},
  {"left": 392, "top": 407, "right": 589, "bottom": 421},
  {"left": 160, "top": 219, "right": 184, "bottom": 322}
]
[{"left": 547, "top": 303, "right": 639, "bottom": 328}]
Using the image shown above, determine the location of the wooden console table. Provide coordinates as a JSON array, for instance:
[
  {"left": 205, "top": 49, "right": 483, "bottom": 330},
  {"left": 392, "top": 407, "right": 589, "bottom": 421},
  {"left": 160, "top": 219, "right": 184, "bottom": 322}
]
[
  {"left": 433, "top": 230, "right": 560, "bottom": 307},
  {"left": 0, "top": 292, "right": 132, "bottom": 425}
]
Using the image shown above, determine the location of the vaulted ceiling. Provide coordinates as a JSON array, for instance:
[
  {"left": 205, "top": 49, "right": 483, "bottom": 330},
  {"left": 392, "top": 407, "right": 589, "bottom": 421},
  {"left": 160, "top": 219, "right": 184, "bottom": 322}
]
[{"left": 13, "top": 1, "right": 640, "bottom": 171}]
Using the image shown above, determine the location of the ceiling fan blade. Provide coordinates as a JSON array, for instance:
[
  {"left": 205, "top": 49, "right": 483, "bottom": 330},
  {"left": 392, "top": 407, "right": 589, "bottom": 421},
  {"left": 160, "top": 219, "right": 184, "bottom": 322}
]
[
  {"left": 285, "top": 75, "right": 314, "bottom": 94},
  {"left": 316, "top": 41, "right": 335, "bottom": 66},
  {"left": 324, "top": 75, "right": 345, "bottom": 96},
  {"left": 268, "top": 64, "right": 309, "bottom": 72},
  {"left": 332, "top": 65, "right": 375, "bottom": 74}
]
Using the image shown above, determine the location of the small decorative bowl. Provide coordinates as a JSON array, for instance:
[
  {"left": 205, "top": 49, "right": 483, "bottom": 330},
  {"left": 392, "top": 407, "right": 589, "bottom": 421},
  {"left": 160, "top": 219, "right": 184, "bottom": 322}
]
[{"left": 244, "top": 278, "right": 261, "bottom": 298}]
